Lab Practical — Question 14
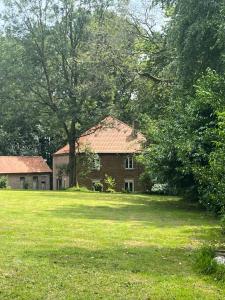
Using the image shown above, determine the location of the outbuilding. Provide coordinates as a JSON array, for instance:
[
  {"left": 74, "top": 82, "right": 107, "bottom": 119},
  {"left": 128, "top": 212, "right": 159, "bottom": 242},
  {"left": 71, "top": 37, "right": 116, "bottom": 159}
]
[{"left": 0, "top": 156, "right": 52, "bottom": 190}]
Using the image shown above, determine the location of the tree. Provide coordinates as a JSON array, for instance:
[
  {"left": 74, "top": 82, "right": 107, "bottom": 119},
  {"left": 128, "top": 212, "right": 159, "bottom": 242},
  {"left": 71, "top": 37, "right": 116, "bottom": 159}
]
[
  {"left": 164, "top": 0, "right": 225, "bottom": 88},
  {"left": 4, "top": 0, "right": 134, "bottom": 187},
  {"left": 137, "top": 0, "right": 225, "bottom": 202},
  {"left": 0, "top": 35, "right": 64, "bottom": 159}
]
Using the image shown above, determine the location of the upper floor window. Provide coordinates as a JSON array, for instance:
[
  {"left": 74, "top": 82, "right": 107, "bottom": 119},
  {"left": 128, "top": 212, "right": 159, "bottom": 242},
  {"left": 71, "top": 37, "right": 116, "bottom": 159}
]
[{"left": 125, "top": 156, "right": 134, "bottom": 170}]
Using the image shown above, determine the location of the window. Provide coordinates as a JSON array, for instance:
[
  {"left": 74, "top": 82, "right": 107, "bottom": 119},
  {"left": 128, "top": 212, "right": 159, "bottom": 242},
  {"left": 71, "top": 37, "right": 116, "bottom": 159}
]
[
  {"left": 125, "top": 156, "right": 134, "bottom": 170},
  {"left": 124, "top": 179, "right": 134, "bottom": 192}
]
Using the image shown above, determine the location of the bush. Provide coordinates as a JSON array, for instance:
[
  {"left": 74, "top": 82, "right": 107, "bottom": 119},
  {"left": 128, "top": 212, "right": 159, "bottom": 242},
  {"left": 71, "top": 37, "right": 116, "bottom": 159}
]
[
  {"left": 93, "top": 182, "right": 103, "bottom": 192},
  {"left": 151, "top": 184, "right": 169, "bottom": 195},
  {"left": 0, "top": 176, "right": 8, "bottom": 189},
  {"left": 195, "top": 246, "right": 217, "bottom": 275},
  {"left": 104, "top": 175, "right": 115, "bottom": 193},
  {"left": 24, "top": 182, "right": 29, "bottom": 190},
  {"left": 194, "top": 246, "right": 225, "bottom": 281}
]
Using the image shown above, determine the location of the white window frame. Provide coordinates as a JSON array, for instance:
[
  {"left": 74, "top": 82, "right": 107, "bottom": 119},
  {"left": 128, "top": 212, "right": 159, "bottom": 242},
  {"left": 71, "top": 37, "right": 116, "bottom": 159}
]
[
  {"left": 125, "top": 156, "right": 134, "bottom": 170},
  {"left": 124, "top": 179, "right": 134, "bottom": 192}
]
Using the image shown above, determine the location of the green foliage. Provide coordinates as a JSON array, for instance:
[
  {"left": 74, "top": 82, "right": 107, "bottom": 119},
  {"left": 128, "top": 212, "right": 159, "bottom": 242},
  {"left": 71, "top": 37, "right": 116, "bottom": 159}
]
[
  {"left": 195, "top": 246, "right": 225, "bottom": 281},
  {"left": 3, "top": 0, "right": 137, "bottom": 186},
  {"left": 195, "top": 246, "right": 217, "bottom": 275},
  {"left": 93, "top": 182, "right": 103, "bottom": 192},
  {"left": 151, "top": 184, "right": 169, "bottom": 195},
  {"left": 104, "top": 174, "right": 116, "bottom": 192},
  {"left": 67, "top": 186, "right": 90, "bottom": 193},
  {"left": 195, "top": 108, "right": 225, "bottom": 214},
  {"left": 141, "top": 69, "right": 225, "bottom": 208},
  {"left": 138, "top": 0, "right": 225, "bottom": 212},
  {"left": 77, "top": 149, "right": 101, "bottom": 181},
  {"left": 0, "top": 176, "right": 8, "bottom": 189},
  {"left": 168, "top": 0, "right": 225, "bottom": 88},
  {"left": 139, "top": 172, "right": 153, "bottom": 193}
]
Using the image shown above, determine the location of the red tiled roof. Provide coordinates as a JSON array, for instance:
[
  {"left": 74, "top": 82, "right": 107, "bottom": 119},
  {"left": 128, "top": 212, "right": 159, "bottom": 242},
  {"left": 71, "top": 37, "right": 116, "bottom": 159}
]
[
  {"left": 54, "top": 116, "right": 146, "bottom": 155},
  {"left": 0, "top": 156, "right": 52, "bottom": 174}
]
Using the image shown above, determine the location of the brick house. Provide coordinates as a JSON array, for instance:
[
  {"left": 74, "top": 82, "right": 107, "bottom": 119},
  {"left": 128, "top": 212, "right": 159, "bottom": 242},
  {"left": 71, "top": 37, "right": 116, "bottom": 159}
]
[
  {"left": 53, "top": 116, "right": 146, "bottom": 192},
  {"left": 0, "top": 156, "right": 52, "bottom": 190}
]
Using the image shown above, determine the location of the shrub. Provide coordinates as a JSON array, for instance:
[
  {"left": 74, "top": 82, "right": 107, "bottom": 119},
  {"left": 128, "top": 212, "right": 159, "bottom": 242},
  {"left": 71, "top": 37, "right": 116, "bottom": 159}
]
[
  {"left": 151, "top": 184, "right": 169, "bottom": 195},
  {"left": 195, "top": 246, "right": 217, "bottom": 275},
  {"left": 93, "top": 182, "right": 103, "bottom": 192},
  {"left": 24, "top": 182, "right": 29, "bottom": 190},
  {"left": 104, "top": 175, "right": 115, "bottom": 193},
  {"left": 194, "top": 246, "right": 225, "bottom": 281},
  {"left": 0, "top": 176, "right": 8, "bottom": 189},
  {"left": 139, "top": 173, "right": 153, "bottom": 193}
]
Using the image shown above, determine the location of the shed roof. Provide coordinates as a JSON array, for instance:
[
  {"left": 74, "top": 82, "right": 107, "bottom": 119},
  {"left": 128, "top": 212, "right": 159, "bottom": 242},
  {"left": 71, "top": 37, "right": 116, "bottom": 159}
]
[{"left": 0, "top": 156, "right": 52, "bottom": 174}]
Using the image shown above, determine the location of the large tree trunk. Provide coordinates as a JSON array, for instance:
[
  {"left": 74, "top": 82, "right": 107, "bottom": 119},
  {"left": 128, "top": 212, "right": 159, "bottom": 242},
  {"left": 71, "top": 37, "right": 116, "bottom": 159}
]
[
  {"left": 68, "top": 139, "right": 76, "bottom": 187},
  {"left": 68, "top": 121, "right": 78, "bottom": 188}
]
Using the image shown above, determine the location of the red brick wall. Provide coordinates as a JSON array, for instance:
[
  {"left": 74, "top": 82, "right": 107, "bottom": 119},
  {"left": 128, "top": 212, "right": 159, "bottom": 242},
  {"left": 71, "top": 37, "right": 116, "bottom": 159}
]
[
  {"left": 53, "top": 153, "right": 144, "bottom": 192},
  {"left": 79, "top": 154, "right": 144, "bottom": 192}
]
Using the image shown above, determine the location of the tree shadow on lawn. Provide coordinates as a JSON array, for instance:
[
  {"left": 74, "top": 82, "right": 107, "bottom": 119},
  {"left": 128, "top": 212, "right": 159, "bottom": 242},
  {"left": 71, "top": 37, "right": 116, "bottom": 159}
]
[
  {"left": 46, "top": 198, "right": 218, "bottom": 230},
  {"left": 23, "top": 244, "right": 195, "bottom": 278}
]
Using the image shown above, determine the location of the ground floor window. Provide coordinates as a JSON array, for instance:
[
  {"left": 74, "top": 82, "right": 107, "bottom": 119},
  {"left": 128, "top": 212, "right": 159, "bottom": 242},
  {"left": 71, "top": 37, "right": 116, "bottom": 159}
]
[{"left": 125, "top": 179, "right": 134, "bottom": 192}]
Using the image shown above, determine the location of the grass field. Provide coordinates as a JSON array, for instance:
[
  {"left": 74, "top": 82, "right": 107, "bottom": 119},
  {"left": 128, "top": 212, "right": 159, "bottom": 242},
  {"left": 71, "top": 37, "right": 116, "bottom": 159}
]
[{"left": 0, "top": 190, "right": 224, "bottom": 299}]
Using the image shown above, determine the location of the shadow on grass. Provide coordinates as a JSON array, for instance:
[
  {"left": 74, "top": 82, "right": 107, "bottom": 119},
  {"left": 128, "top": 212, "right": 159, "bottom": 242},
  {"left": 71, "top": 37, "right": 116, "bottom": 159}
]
[
  {"left": 46, "top": 197, "right": 217, "bottom": 229},
  {"left": 23, "top": 245, "right": 194, "bottom": 277}
]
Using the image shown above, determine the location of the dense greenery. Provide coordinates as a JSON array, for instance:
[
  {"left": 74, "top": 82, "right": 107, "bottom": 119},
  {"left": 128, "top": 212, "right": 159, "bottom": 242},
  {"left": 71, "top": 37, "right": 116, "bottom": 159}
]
[
  {"left": 0, "top": 0, "right": 225, "bottom": 213},
  {"left": 137, "top": 0, "right": 225, "bottom": 215}
]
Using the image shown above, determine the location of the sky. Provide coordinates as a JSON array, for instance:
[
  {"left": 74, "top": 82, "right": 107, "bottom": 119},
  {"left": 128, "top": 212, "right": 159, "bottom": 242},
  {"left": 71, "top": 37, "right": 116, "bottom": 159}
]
[
  {"left": 129, "top": 0, "right": 166, "bottom": 30},
  {"left": 0, "top": 0, "right": 166, "bottom": 31}
]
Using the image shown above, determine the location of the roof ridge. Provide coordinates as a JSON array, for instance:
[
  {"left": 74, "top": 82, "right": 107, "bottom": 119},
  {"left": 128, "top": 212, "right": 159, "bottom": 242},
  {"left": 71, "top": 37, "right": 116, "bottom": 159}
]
[{"left": 101, "top": 115, "right": 145, "bottom": 138}]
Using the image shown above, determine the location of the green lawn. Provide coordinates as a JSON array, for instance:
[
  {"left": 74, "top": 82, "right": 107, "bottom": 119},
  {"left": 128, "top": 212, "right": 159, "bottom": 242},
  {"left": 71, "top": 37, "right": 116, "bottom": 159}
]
[{"left": 0, "top": 191, "right": 224, "bottom": 299}]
